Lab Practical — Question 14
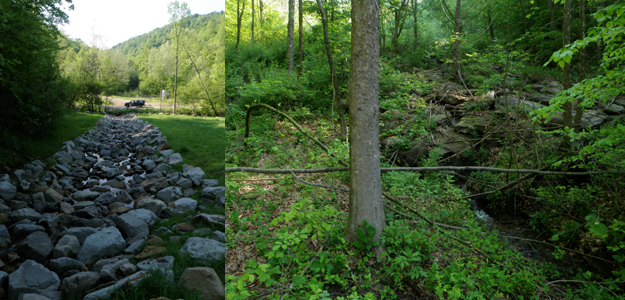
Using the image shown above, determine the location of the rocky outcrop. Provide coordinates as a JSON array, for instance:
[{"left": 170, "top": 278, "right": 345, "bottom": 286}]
[{"left": 0, "top": 114, "right": 225, "bottom": 300}]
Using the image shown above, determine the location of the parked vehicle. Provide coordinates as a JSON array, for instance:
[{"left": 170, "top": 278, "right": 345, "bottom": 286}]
[{"left": 124, "top": 100, "right": 145, "bottom": 108}]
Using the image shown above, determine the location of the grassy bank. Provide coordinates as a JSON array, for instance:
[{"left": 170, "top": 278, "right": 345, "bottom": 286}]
[
  {"left": 0, "top": 111, "right": 103, "bottom": 167},
  {"left": 138, "top": 114, "right": 225, "bottom": 185}
]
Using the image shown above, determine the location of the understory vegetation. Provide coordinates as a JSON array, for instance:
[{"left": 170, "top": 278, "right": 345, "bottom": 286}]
[{"left": 226, "top": 0, "right": 625, "bottom": 298}]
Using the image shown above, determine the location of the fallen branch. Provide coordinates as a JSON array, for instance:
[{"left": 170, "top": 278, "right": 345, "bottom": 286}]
[{"left": 226, "top": 166, "right": 625, "bottom": 176}]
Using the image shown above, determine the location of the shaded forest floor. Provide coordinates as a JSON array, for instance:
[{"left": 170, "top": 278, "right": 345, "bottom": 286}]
[{"left": 225, "top": 66, "right": 625, "bottom": 299}]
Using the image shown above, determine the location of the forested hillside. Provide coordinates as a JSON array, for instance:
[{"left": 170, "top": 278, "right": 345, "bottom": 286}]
[
  {"left": 225, "top": 0, "right": 625, "bottom": 298},
  {"left": 113, "top": 13, "right": 224, "bottom": 58}
]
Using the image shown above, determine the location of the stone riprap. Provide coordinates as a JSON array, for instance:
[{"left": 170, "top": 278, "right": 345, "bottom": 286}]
[{"left": 0, "top": 114, "right": 225, "bottom": 300}]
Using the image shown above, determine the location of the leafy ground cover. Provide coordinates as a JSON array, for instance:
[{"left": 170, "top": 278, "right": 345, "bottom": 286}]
[
  {"left": 0, "top": 110, "right": 103, "bottom": 167},
  {"left": 225, "top": 108, "right": 565, "bottom": 299},
  {"left": 138, "top": 114, "right": 225, "bottom": 185},
  {"left": 226, "top": 98, "right": 622, "bottom": 299}
]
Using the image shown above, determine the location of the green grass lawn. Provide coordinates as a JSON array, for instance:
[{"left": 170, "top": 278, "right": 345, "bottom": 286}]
[
  {"left": 0, "top": 111, "right": 103, "bottom": 167},
  {"left": 139, "top": 114, "right": 225, "bottom": 185}
]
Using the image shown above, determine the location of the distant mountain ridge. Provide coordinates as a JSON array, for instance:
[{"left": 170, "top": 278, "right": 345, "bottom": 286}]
[{"left": 112, "top": 11, "right": 224, "bottom": 58}]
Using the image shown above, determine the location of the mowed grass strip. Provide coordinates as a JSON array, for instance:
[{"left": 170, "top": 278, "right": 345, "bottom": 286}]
[
  {"left": 2, "top": 111, "right": 103, "bottom": 166},
  {"left": 139, "top": 114, "right": 225, "bottom": 185}
]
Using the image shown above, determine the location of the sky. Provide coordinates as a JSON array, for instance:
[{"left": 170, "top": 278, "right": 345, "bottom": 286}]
[{"left": 58, "top": 0, "right": 225, "bottom": 49}]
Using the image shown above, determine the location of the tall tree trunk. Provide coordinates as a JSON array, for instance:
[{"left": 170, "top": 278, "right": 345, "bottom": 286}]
[
  {"left": 236, "top": 0, "right": 246, "bottom": 50},
  {"left": 287, "top": 0, "right": 295, "bottom": 74},
  {"left": 251, "top": 0, "right": 255, "bottom": 46},
  {"left": 174, "top": 42, "right": 178, "bottom": 115},
  {"left": 391, "top": 0, "right": 408, "bottom": 54},
  {"left": 562, "top": 0, "right": 572, "bottom": 128},
  {"left": 316, "top": 0, "right": 345, "bottom": 138},
  {"left": 347, "top": 0, "right": 384, "bottom": 256},
  {"left": 574, "top": 0, "right": 586, "bottom": 130},
  {"left": 412, "top": 0, "right": 419, "bottom": 51},
  {"left": 298, "top": 0, "right": 304, "bottom": 77},
  {"left": 453, "top": 0, "right": 462, "bottom": 82},
  {"left": 548, "top": 0, "right": 555, "bottom": 31},
  {"left": 260, "top": 0, "right": 264, "bottom": 39},
  {"left": 487, "top": 7, "right": 494, "bottom": 40}
]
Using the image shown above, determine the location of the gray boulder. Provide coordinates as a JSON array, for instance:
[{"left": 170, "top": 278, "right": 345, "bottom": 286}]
[
  {"left": 8, "top": 260, "right": 60, "bottom": 300},
  {"left": 82, "top": 271, "right": 146, "bottom": 300},
  {"left": 59, "top": 227, "right": 97, "bottom": 245},
  {"left": 201, "top": 186, "right": 225, "bottom": 200},
  {"left": 94, "top": 192, "right": 116, "bottom": 204},
  {"left": 76, "top": 227, "right": 126, "bottom": 265},
  {"left": 0, "top": 225, "right": 11, "bottom": 248},
  {"left": 136, "top": 255, "right": 174, "bottom": 272},
  {"left": 212, "top": 231, "right": 225, "bottom": 243},
  {"left": 184, "top": 166, "right": 205, "bottom": 186},
  {"left": 60, "top": 272, "right": 100, "bottom": 300},
  {"left": 12, "top": 224, "right": 45, "bottom": 239},
  {"left": 114, "top": 213, "right": 149, "bottom": 239},
  {"left": 18, "top": 294, "right": 50, "bottom": 300},
  {"left": 173, "top": 198, "right": 197, "bottom": 213},
  {"left": 50, "top": 257, "right": 86, "bottom": 275},
  {"left": 123, "top": 239, "right": 145, "bottom": 255},
  {"left": 71, "top": 191, "right": 100, "bottom": 201},
  {"left": 53, "top": 235, "right": 81, "bottom": 259},
  {"left": 53, "top": 151, "right": 73, "bottom": 164},
  {"left": 0, "top": 182, "right": 17, "bottom": 201},
  {"left": 153, "top": 163, "right": 173, "bottom": 174},
  {"left": 100, "top": 259, "right": 130, "bottom": 282},
  {"left": 17, "top": 231, "right": 53, "bottom": 262},
  {"left": 115, "top": 190, "right": 133, "bottom": 204},
  {"left": 194, "top": 214, "right": 226, "bottom": 227},
  {"left": 124, "top": 209, "right": 160, "bottom": 227},
  {"left": 180, "top": 237, "right": 225, "bottom": 265},
  {"left": 136, "top": 198, "right": 166, "bottom": 216},
  {"left": 176, "top": 178, "right": 193, "bottom": 189},
  {"left": 164, "top": 153, "right": 183, "bottom": 165},
  {"left": 178, "top": 267, "right": 225, "bottom": 300},
  {"left": 156, "top": 186, "right": 182, "bottom": 203},
  {"left": 201, "top": 179, "right": 219, "bottom": 188}
]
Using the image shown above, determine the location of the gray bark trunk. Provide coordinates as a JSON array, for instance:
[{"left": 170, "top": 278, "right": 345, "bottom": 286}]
[
  {"left": 453, "top": 0, "right": 462, "bottom": 82},
  {"left": 347, "top": 0, "right": 384, "bottom": 255},
  {"left": 298, "top": 0, "right": 304, "bottom": 77},
  {"left": 287, "top": 0, "right": 295, "bottom": 74},
  {"left": 562, "top": 0, "right": 572, "bottom": 128},
  {"left": 316, "top": 0, "right": 346, "bottom": 138}
]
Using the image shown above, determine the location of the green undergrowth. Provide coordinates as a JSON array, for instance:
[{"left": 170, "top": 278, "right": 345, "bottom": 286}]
[
  {"left": 138, "top": 114, "right": 225, "bottom": 186},
  {"left": 226, "top": 109, "right": 558, "bottom": 299},
  {"left": 0, "top": 110, "right": 103, "bottom": 168}
]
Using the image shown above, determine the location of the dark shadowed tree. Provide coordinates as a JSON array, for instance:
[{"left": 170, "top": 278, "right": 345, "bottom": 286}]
[
  {"left": 287, "top": 0, "right": 295, "bottom": 74},
  {"left": 347, "top": 0, "right": 385, "bottom": 255}
]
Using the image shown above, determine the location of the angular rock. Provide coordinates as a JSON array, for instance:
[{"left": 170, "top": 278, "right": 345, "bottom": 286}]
[
  {"left": 115, "top": 190, "right": 133, "bottom": 204},
  {"left": 60, "top": 272, "right": 99, "bottom": 300},
  {"left": 156, "top": 186, "right": 182, "bottom": 203},
  {"left": 136, "top": 198, "right": 166, "bottom": 216},
  {"left": 12, "top": 224, "right": 45, "bottom": 239},
  {"left": 135, "top": 246, "right": 166, "bottom": 260},
  {"left": 82, "top": 271, "right": 146, "bottom": 300},
  {"left": 0, "top": 182, "right": 17, "bottom": 201},
  {"left": 201, "top": 186, "right": 225, "bottom": 200},
  {"left": 180, "top": 237, "right": 225, "bottom": 265},
  {"left": 53, "top": 235, "right": 81, "bottom": 259},
  {"left": 60, "top": 227, "right": 97, "bottom": 245},
  {"left": 76, "top": 227, "right": 126, "bottom": 265},
  {"left": 50, "top": 257, "right": 86, "bottom": 275},
  {"left": 178, "top": 267, "right": 225, "bottom": 300},
  {"left": 123, "top": 239, "right": 145, "bottom": 255},
  {"left": 125, "top": 209, "right": 160, "bottom": 227},
  {"left": 136, "top": 255, "right": 174, "bottom": 272},
  {"left": 102, "top": 179, "right": 126, "bottom": 190},
  {"left": 18, "top": 293, "right": 50, "bottom": 300},
  {"left": 53, "top": 151, "right": 73, "bottom": 164},
  {"left": 59, "top": 215, "right": 104, "bottom": 228},
  {"left": 0, "top": 225, "right": 11, "bottom": 248},
  {"left": 74, "top": 206, "right": 100, "bottom": 219},
  {"left": 114, "top": 213, "right": 149, "bottom": 239},
  {"left": 8, "top": 260, "right": 60, "bottom": 300},
  {"left": 211, "top": 231, "right": 225, "bottom": 243},
  {"left": 201, "top": 179, "right": 219, "bottom": 188},
  {"left": 152, "top": 163, "right": 173, "bottom": 174},
  {"left": 164, "top": 153, "right": 183, "bottom": 165},
  {"left": 94, "top": 192, "right": 116, "bottom": 204},
  {"left": 176, "top": 178, "right": 193, "bottom": 189},
  {"left": 119, "top": 263, "right": 137, "bottom": 277},
  {"left": 17, "top": 231, "right": 53, "bottom": 262},
  {"left": 100, "top": 259, "right": 129, "bottom": 282},
  {"left": 71, "top": 190, "right": 100, "bottom": 201},
  {"left": 172, "top": 198, "right": 197, "bottom": 213},
  {"left": 194, "top": 214, "right": 225, "bottom": 227}
]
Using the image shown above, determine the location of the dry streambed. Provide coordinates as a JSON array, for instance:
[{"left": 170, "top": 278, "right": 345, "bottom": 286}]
[{"left": 0, "top": 114, "right": 225, "bottom": 300}]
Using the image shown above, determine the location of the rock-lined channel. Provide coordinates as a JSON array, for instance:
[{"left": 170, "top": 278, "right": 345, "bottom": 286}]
[{"left": 0, "top": 114, "right": 225, "bottom": 300}]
